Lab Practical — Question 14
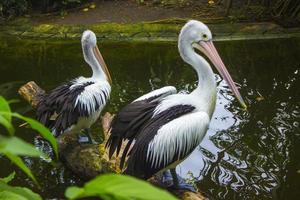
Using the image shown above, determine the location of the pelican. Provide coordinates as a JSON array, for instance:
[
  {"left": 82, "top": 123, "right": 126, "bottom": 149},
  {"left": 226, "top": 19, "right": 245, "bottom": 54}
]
[
  {"left": 36, "top": 30, "right": 112, "bottom": 143},
  {"left": 106, "top": 20, "right": 246, "bottom": 191}
]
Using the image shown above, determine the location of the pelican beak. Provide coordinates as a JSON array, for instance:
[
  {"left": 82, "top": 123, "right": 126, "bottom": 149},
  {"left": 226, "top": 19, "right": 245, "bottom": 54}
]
[
  {"left": 93, "top": 46, "right": 112, "bottom": 84},
  {"left": 194, "top": 40, "right": 247, "bottom": 109}
]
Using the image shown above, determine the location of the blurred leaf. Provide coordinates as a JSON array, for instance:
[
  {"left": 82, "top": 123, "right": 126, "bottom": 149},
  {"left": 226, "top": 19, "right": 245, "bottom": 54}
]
[
  {"left": 65, "top": 187, "right": 84, "bottom": 199},
  {"left": 82, "top": 8, "right": 88, "bottom": 12},
  {"left": 0, "top": 115, "right": 14, "bottom": 135},
  {"left": 65, "top": 174, "right": 177, "bottom": 200},
  {"left": 0, "top": 190, "right": 27, "bottom": 200},
  {"left": 11, "top": 113, "right": 58, "bottom": 160},
  {"left": 7, "top": 99, "right": 20, "bottom": 104},
  {"left": 0, "top": 96, "right": 57, "bottom": 185},
  {"left": 0, "top": 135, "right": 44, "bottom": 157},
  {"left": 0, "top": 180, "right": 41, "bottom": 200},
  {"left": 0, "top": 135, "right": 47, "bottom": 182},
  {"left": 0, "top": 96, "right": 12, "bottom": 123},
  {"left": 4, "top": 153, "right": 37, "bottom": 184},
  {"left": 0, "top": 172, "right": 15, "bottom": 183},
  {"left": 0, "top": 96, "right": 58, "bottom": 159}
]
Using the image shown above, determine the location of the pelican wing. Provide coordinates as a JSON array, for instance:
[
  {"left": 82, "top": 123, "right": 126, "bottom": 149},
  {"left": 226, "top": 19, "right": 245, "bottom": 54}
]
[
  {"left": 125, "top": 110, "right": 209, "bottom": 179},
  {"left": 106, "top": 86, "right": 177, "bottom": 158},
  {"left": 36, "top": 78, "right": 110, "bottom": 136}
]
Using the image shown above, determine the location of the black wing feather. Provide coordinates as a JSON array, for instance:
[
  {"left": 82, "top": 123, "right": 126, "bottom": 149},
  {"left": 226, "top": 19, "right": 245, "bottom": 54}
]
[
  {"left": 36, "top": 80, "right": 100, "bottom": 137},
  {"left": 106, "top": 99, "right": 158, "bottom": 158},
  {"left": 106, "top": 91, "right": 172, "bottom": 158},
  {"left": 124, "top": 104, "right": 195, "bottom": 179}
]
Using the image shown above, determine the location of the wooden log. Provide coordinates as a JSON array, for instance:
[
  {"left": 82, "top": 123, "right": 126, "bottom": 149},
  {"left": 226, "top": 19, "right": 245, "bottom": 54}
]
[
  {"left": 18, "top": 81, "right": 206, "bottom": 200},
  {"left": 18, "top": 81, "right": 45, "bottom": 108}
]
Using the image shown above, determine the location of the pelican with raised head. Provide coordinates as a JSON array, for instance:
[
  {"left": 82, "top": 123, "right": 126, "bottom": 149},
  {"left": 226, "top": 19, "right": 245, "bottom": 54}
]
[
  {"left": 106, "top": 20, "right": 246, "bottom": 191},
  {"left": 37, "top": 30, "right": 112, "bottom": 143}
]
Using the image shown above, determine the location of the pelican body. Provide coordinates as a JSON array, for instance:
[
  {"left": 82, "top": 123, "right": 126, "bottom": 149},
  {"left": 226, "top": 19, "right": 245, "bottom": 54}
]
[
  {"left": 37, "top": 30, "right": 112, "bottom": 141},
  {"left": 106, "top": 20, "right": 246, "bottom": 190}
]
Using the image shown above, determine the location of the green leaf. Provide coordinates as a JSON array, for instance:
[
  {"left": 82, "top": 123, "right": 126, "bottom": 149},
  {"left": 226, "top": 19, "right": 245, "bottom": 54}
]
[
  {"left": 0, "top": 172, "right": 15, "bottom": 183},
  {"left": 11, "top": 113, "right": 58, "bottom": 159},
  {"left": 7, "top": 99, "right": 20, "bottom": 105},
  {"left": 65, "top": 174, "right": 177, "bottom": 200},
  {"left": 4, "top": 153, "right": 37, "bottom": 184},
  {"left": 0, "top": 180, "right": 42, "bottom": 200},
  {"left": 0, "top": 135, "right": 44, "bottom": 157},
  {"left": 0, "top": 115, "right": 14, "bottom": 135},
  {"left": 0, "top": 135, "right": 46, "bottom": 184},
  {"left": 65, "top": 187, "right": 84, "bottom": 199},
  {"left": 0, "top": 190, "right": 27, "bottom": 200},
  {"left": 0, "top": 96, "right": 12, "bottom": 123}
]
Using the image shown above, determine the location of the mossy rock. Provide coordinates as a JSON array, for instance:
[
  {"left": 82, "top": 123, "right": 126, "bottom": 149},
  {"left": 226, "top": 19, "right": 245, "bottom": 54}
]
[
  {"left": 58, "top": 132, "right": 119, "bottom": 179},
  {"left": 1, "top": 17, "right": 300, "bottom": 41}
]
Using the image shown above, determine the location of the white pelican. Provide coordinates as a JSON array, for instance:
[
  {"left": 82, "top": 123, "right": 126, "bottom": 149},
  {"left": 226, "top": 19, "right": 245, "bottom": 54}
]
[
  {"left": 36, "top": 30, "right": 112, "bottom": 143},
  {"left": 106, "top": 20, "right": 246, "bottom": 191}
]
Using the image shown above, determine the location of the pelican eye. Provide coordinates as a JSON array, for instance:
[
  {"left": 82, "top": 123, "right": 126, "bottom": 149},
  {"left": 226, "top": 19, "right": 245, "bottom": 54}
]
[{"left": 202, "top": 33, "right": 208, "bottom": 40}]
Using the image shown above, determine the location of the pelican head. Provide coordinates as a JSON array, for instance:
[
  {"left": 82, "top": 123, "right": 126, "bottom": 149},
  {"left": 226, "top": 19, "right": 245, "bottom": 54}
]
[
  {"left": 179, "top": 20, "right": 247, "bottom": 109},
  {"left": 81, "top": 30, "right": 97, "bottom": 46},
  {"left": 81, "top": 30, "right": 112, "bottom": 84}
]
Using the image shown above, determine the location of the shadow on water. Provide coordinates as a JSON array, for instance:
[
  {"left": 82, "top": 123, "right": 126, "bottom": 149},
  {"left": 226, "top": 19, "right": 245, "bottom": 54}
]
[{"left": 0, "top": 37, "right": 299, "bottom": 199}]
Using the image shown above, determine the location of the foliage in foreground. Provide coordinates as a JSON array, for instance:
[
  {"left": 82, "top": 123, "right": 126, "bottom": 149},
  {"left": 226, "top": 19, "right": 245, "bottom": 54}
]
[
  {"left": 0, "top": 96, "right": 58, "bottom": 182},
  {"left": 66, "top": 173, "right": 177, "bottom": 200},
  {"left": 0, "top": 172, "right": 42, "bottom": 200},
  {"left": 0, "top": 96, "right": 177, "bottom": 200},
  {"left": 0, "top": 96, "right": 56, "bottom": 199}
]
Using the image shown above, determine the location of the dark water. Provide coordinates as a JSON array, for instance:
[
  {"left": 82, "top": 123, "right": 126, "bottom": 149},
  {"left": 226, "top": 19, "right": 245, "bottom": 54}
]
[{"left": 0, "top": 37, "right": 299, "bottom": 200}]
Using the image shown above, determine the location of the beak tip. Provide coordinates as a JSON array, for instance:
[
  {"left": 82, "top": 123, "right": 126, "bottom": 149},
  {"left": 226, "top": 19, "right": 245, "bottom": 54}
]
[{"left": 241, "top": 102, "right": 247, "bottom": 111}]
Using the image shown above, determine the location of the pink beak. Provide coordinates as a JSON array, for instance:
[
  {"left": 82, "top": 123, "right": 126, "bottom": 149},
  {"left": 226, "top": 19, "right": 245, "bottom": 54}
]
[{"left": 197, "top": 40, "right": 247, "bottom": 109}]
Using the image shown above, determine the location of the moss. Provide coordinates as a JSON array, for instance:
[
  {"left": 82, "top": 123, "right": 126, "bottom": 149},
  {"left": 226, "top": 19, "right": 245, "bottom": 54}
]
[{"left": 0, "top": 18, "right": 300, "bottom": 41}]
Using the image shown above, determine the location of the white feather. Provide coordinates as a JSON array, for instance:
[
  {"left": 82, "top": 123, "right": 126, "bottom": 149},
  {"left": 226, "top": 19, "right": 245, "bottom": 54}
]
[
  {"left": 71, "top": 77, "right": 111, "bottom": 115},
  {"left": 153, "top": 94, "right": 188, "bottom": 116},
  {"left": 147, "top": 112, "right": 210, "bottom": 169},
  {"left": 133, "top": 86, "right": 177, "bottom": 102},
  {"left": 62, "top": 77, "right": 111, "bottom": 133}
]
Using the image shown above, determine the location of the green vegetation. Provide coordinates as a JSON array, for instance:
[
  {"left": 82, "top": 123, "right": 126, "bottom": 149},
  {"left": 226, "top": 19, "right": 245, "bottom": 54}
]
[
  {"left": 65, "top": 174, "right": 177, "bottom": 200},
  {"left": 0, "top": 0, "right": 86, "bottom": 19},
  {"left": 0, "top": 0, "right": 28, "bottom": 19},
  {"left": 0, "top": 172, "right": 42, "bottom": 200},
  {"left": 0, "top": 96, "right": 57, "bottom": 183},
  {"left": 0, "top": 95, "right": 56, "bottom": 199},
  {"left": 218, "top": 0, "right": 300, "bottom": 22}
]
